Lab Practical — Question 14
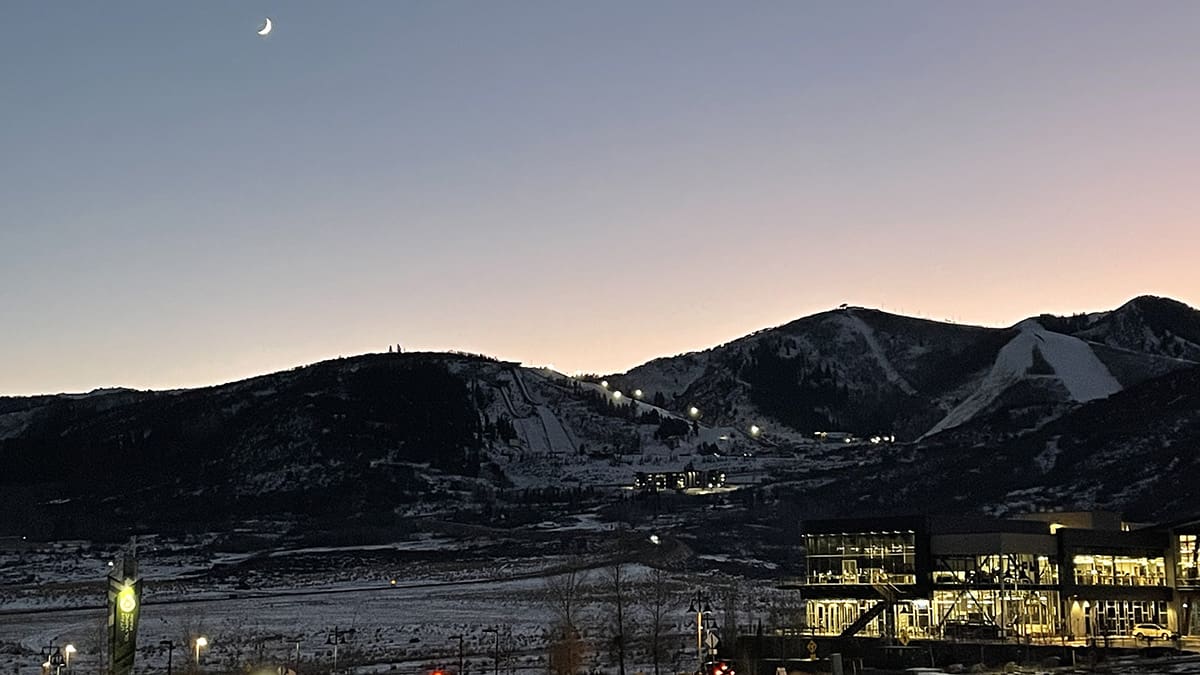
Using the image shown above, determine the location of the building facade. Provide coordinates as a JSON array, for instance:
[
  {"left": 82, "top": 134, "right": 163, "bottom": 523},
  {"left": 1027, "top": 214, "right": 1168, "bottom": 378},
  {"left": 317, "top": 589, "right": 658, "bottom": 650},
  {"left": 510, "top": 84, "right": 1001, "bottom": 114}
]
[{"left": 791, "top": 512, "right": 1192, "bottom": 640}]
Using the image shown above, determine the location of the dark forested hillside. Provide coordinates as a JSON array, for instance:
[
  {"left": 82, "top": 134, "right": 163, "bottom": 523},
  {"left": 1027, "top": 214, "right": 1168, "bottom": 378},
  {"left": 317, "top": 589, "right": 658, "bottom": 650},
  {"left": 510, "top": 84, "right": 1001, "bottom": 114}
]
[{"left": 0, "top": 354, "right": 483, "bottom": 534}]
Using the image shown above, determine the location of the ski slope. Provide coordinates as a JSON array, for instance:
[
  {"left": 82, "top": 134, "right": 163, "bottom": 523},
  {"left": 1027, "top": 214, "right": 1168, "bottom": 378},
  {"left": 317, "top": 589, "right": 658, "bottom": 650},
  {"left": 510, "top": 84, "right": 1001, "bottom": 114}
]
[
  {"left": 841, "top": 310, "right": 918, "bottom": 395},
  {"left": 925, "top": 320, "right": 1121, "bottom": 437}
]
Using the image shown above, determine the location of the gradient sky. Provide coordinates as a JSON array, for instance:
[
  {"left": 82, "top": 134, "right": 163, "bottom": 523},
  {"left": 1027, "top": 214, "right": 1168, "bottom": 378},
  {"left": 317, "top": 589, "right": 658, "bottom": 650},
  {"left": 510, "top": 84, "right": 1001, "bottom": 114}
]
[{"left": 3, "top": 2, "right": 1198, "bottom": 395}]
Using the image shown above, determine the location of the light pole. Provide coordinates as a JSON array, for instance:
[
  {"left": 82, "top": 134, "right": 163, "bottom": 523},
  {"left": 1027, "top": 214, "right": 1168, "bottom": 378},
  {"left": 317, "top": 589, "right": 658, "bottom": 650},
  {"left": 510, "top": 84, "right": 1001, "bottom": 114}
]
[
  {"left": 448, "top": 634, "right": 465, "bottom": 675},
  {"left": 326, "top": 626, "right": 356, "bottom": 674},
  {"left": 63, "top": 645, "right": 76, "bottom": 675},
  {"left": 194, "top": 636, "right": 208, "bottom": 669},
  {"left": 481, "top": 627, "right": 499, "bottom": 675},
  {"left": 688, "top": 591, "right": 712, "bottom": 675}
]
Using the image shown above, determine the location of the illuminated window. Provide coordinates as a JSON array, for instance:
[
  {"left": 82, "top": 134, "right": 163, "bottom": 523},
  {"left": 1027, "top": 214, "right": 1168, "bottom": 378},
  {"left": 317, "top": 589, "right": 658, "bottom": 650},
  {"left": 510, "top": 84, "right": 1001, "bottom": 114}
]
[
  {"left": 803, "top": 531, "right": 917, "bottom": 585},
  {"left": 1179, "top": 535, "right": 1198, "bottom": 584},
  {"left": 1073, "top": 553, "right": 1165, "bottom": 586}
]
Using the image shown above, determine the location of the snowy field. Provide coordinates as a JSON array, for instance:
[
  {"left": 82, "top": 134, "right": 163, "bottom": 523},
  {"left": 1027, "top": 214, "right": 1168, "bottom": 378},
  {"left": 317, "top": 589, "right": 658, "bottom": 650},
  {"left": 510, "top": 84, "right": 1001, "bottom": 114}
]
[
  {"left": 3, "top": 571, "right": 574, "bottom": 675},
  {"left": 0, "top": 533, "right": 727, "bottom": 675},
  {"left": 4, "top": 538, "right": 1199, "bottom": 675}
]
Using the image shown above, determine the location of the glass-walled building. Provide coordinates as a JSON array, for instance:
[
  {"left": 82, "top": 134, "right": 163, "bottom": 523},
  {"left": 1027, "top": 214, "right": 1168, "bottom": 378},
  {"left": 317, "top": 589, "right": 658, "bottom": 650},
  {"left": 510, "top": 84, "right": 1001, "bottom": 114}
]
[
  {"left": 1169, "top": 523, "right": 1200, "bottom": 637},
  {"left": 1178, "top": 534, "right": 1198, "bottom": 586},
  {"left": 927, "top": 527, "right": 1062, "bottom": 638},
  {"left": 792, "top": 512, "right": 1189, "bottom": 641},
  {"left": 796, "top": 516, "right": 928, "bottom": 638},
  {"left": 931, "top": 590, "right": 1061, "bottom": 639},
  {"left": 932, "top": 553, "right": 1059, "bottom": 585},
  {"left": 1057, "top": 526, "right": 1173, "bottom": 639},
  {"left": 805, "top": 530, "right": 917, "bottom": 585},
  {"left": 1071, "top": 553, "right": 1166, "bottom": 586},
  {"left": 1065, "top": 599, "right": 1168, "bottom": 638}
]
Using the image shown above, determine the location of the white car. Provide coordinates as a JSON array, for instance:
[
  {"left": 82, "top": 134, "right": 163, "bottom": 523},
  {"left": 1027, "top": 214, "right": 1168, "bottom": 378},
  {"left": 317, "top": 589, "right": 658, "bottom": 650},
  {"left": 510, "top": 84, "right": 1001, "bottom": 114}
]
[{"left": 1131, "top": 623, "right": 1177, "bottom": 640}]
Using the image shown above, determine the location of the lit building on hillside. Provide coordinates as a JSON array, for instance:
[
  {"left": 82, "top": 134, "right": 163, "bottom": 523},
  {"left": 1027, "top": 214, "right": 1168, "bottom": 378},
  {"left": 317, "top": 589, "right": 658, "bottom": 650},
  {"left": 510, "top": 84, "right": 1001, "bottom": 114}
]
[{"left": 633, "top": 470, "right": 727, "bottom": 492}]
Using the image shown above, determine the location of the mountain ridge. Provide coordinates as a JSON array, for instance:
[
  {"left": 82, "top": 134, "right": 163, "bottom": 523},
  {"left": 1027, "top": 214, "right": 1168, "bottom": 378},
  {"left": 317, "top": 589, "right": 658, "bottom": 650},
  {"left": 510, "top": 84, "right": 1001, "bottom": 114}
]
[
  {"left": 608, "top": 297, "right": 1198, "bottom": 441},
  {"left": 2, "top": 296, "right": 1198, "bottom": 534}
]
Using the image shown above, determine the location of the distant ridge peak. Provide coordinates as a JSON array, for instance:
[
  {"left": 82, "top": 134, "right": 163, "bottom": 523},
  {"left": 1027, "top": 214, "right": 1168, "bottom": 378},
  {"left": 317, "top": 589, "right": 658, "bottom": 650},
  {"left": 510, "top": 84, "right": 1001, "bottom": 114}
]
[{"left": 1120, "top": 295, "right": 1192, "bottom": 311}]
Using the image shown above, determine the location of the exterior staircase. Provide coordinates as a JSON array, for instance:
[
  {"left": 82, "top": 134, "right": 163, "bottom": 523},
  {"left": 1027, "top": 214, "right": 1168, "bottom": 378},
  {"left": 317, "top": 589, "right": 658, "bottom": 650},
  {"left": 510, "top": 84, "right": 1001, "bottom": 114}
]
[{"left": 838, "top": 582, "right": 903, "bottom": 638}]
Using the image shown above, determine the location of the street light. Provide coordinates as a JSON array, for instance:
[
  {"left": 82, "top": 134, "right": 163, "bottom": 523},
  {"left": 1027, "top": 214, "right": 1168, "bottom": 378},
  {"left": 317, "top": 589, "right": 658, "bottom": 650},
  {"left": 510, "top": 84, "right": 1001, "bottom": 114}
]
[
  {"left": 193, "top": 637, "right": 208, "bottom": 667},
  {"left": 687, "top": 591, "right": 712, "bottom": 675}
]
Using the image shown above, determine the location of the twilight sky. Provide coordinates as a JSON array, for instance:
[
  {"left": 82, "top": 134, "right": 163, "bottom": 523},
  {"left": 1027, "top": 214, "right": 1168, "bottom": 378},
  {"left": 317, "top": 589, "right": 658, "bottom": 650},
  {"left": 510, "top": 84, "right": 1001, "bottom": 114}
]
[{"left": 2, "top": 1, "right": 1198, "bottom": 395}]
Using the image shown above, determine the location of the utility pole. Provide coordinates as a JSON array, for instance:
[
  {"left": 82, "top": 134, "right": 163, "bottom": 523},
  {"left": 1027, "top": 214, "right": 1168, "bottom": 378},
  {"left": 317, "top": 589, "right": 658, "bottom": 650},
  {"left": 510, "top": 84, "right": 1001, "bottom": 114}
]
[
  {"left": 159, "top": 641, "right": 175, "bottom": 675},
  {"left": 41, "top": 645, "right": 65, "bottom": 675},
  {"left": 481, "top": 627, "right": 499, "bottom": 675},
  {"left": 287, "top": 635, "right": 305, "bottom": 675},
  {"left": 326, "top": 627, "right": 356, "bottom": 674}
]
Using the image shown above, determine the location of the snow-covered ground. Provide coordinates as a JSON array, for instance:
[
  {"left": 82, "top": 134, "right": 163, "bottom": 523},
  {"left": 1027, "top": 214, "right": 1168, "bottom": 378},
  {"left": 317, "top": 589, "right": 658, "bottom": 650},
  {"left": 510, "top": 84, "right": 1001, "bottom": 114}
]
[{"left": 0, "top": 545, "right": 771, "bottom": 675}]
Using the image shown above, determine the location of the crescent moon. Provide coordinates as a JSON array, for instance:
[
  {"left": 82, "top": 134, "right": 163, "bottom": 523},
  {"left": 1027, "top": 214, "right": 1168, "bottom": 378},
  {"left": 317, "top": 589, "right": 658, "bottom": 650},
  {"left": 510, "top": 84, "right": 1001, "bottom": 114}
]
[{"left": 257, "top": 17, "right": 272, "bottom": 36}]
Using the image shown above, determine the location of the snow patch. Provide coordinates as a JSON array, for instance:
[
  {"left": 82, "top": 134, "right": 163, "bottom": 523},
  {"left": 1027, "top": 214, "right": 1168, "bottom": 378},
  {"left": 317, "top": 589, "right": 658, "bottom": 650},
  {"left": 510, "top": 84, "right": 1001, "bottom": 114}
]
[
  {"left": 1034, "top": 437, "right": 1061, "bottom": 474},
  {"left": 1028, "top": 321, "right": 1121, "bottom": 402},
  {"left": 924, "top": 321, "right": 1121, "bottom": 437}
]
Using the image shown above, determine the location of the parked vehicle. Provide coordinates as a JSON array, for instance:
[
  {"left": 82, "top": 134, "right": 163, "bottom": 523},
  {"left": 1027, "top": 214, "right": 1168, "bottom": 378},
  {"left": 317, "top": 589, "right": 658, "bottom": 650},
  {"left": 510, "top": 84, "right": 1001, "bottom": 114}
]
[{"left": 1131, "top": 623, "right": 1178, "bottom": 640}]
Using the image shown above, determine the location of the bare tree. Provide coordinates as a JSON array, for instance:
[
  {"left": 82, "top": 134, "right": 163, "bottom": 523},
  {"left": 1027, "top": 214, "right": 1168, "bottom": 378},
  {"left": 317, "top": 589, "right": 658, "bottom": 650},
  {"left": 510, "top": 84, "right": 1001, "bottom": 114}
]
[
  {"left": 94, "top": 613, "right": 109, "bottom": 675},
  {"left": 497, "top": 625, "right": 520, "bottom": 675},
  {"left": 217, "top": 612, "right": 258, "bottom": 671},
  {"left": 545, "top": 568, "right": 589, "bottom": 635},
  {"left": 547, "top": 629, "right": 585, "bottom": 675},
  {"left": 717, "top": 576, "right": 743, "bottom": 646},
  {"left": 176, "top": 612, "right": 211, "bottom": 674},
  {"left": 544, "top": 567, "right": 590, "bottom": 675},
  {"left": 767, "top": 588, "right": 805, "bottom": 633},
  {"left": 639, "top": 567, "right": 675, "bottom": 675},
  {"left": 603, "top": 563, "right": 632, "bottom": 675}
]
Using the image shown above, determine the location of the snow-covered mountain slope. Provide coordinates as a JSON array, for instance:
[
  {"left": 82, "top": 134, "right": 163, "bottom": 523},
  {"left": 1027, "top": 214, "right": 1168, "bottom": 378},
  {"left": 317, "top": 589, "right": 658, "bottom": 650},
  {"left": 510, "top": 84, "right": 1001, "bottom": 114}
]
[
  {"left": 1031, "top": 296, "right": 1200, "bottom": 362},
  {"left": 923, "top": 320, "right": 1122, "bottom": 437},
  {"left": 2, "top": 296, "right": 1199, "bottom": 533},
  {"left": 783, "top": 362, "right": 1200, "bottom": 522},
  {"left": 611, "top": 300, "right": 1198, "bottom": 442},
  {"left": 0, "top": 352, "right": 760, "bottom": 536}
]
